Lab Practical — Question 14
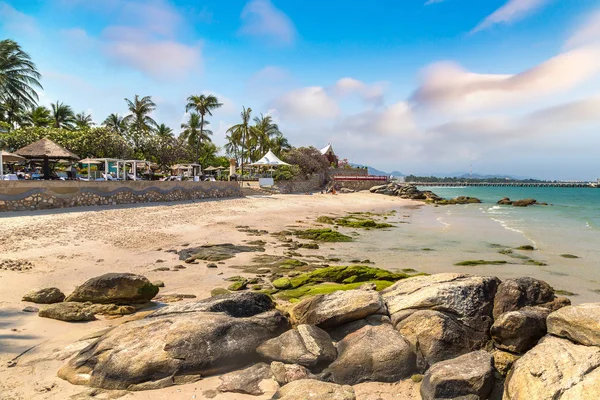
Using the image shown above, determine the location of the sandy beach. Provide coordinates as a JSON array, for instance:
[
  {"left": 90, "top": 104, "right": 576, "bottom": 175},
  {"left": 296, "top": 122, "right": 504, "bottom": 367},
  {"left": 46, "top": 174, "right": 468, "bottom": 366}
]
[{"left": 0, "top": 192, "right": 597, "bottom": 399}]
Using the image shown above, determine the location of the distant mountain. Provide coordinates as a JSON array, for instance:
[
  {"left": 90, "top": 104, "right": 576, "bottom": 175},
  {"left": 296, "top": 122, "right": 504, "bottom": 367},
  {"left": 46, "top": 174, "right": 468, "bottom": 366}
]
[
  {"left": 349, "top": 163, "right": 404, "bottom": 177},
  {"left": 426, "top": 172, "right": 536, "bottom": 180}
]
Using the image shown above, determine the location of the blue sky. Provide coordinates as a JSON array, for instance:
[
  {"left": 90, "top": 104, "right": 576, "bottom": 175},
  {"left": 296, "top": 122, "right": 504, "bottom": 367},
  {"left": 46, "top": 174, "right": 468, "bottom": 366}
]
[{"left": 2, "top": 0, "right": 600, "bottom": 179}]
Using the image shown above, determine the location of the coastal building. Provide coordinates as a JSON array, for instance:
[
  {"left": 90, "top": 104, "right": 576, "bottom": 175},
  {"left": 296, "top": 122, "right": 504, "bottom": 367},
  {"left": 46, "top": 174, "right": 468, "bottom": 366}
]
[{"left": 320, "top": 143, "right": 338, "bottom": 167}]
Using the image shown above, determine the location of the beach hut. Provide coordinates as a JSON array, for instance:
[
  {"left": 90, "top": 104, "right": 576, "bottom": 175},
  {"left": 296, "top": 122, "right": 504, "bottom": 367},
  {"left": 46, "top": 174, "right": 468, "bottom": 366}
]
[
  {"left": 0, "top": 150, "right": 26, "bottom": 180},
  {"left": 79, "top": 157, "right": 103, "bottom": 180},
  {"left": 250, "top": 150, "right": 290, "bottom": 187},
  {"left": 15, "top": 138, "right": 80, "bottom": 180}
]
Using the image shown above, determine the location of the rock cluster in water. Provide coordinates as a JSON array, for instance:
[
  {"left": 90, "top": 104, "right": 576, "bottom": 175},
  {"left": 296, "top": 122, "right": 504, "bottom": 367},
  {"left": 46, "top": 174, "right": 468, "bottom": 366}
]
[
  {"left": 497, "top": 197, "right": 549, "bottom": 207},
  {"left": 370, "top": 183, "right": 481, "bottom": 205},
  {"left": 53, "top": 271, "right": 600, "bottom": 399}
]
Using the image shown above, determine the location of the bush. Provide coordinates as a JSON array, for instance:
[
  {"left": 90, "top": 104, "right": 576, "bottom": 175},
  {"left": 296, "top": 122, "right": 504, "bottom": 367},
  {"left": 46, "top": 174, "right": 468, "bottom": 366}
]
[{"left": 282, "top": 146, "right": 330, "bottom": 179}]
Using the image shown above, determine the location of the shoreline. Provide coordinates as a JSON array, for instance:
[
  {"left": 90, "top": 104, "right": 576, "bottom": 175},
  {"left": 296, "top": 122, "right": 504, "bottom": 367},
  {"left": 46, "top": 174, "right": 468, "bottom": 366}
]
[{"left": 1, "top": 191, "right": 598, "bottom": 399}]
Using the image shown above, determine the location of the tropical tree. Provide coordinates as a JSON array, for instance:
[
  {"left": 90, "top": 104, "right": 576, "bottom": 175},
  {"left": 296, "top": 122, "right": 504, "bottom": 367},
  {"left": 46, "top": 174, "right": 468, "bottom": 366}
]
[
  {"left": 123, "top": 95, "right": 157, "bottom": 152},
  {"left": 102, "top": 113, "right": 127, "bottom": 136},
  {"left": 282, "top": 146, "right": 330, "bottom": 179},
  {"left": 250, "top": 113, "right": 281, "bottom": 160},
  {"left": 224, "top": 133, "right": 242, "bottom": 163},
  {"left": 22, "top": 105, "right": 52, "bottom": 127},
  {"left": 156, "top": 123, "right": 173, "bottom": 138},
  {"left": 0, "top": 97, "right": 24, "bottom": 130},
  {"left": 75, "top": 111, "right": 94, "bottom": 129},
  {"left": 51, "top": 101, "right": 76, "bottom": 129},
  {"left": 226, "top": 106, "right": 252, "bottom": 177},
  {"left": 0, "top": 39, "right": 42, "bottom": 110},
  {"left": 180, "top": 113, "right": 212, "bottom": 157},
  {"left": 270, "top": 132, "right": 292, "bottom": 156},
  {"left": 185, "top": 94, "right": 222, "bottom": 161}
]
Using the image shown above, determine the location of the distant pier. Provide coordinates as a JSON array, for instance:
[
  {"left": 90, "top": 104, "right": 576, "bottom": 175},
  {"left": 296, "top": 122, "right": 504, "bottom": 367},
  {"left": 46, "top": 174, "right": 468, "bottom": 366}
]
[{"left": 408, "top": 181, "right": 598, "bottom": 188}]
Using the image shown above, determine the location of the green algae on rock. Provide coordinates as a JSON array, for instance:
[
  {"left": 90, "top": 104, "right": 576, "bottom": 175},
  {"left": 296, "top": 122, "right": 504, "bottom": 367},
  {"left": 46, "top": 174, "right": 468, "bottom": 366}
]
[
  {"left": 179, "top": 243, "right": 265, "bottom": 262},
  {"left": 560, "top": 254, "right": 580, "bottom": 259},
  {"left": 516, "top": 245, "right": 535, "bottom": 251},
  {"left": 316, "top": 215, "right": 393, "bottom": 229},
  {"left": 292, "top": 229, "right": 353, "bottom": 242},
  {"left": 276, "top": 280, "right": 395, "bottom": 301},
  {"left": 454, "top": 260, "right": 508, "bottom": 266}
]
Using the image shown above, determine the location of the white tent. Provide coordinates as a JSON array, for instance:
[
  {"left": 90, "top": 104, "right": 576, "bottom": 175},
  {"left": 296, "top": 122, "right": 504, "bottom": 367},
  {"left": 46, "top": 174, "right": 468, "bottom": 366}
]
[
  {"left": 320, "top": 143, "right": 335, "bottom": 156},
  {"left": 250, "top": 150, "right": 290, "bottom": 166}
]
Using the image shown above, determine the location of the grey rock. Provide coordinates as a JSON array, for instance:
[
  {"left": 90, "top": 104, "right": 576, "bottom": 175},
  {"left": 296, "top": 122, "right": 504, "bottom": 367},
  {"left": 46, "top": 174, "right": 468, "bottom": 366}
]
[
  {"left": 491, "top": 307, "right": 549, "bottom": 353},
  {"left": 325, "top": 323, "right": 417, "bottom": 385},
  {"left": 420, "top": 350, "right": 494, "bottom": 400},
  {"left": 270, "top": 362, "right": 314, "bottom": 386},
  {"left": 290, "top": 288, "right": 387, "bottom": 329},
  {"left": 328, "top": 314, "right": 391, "bottom": 341},
  {"left": 22, "top": 287, "right": 65, "bottom": 304},
  {"left": 272, "top": 379, "right": 355, "bottom": 400},
  {"left": 65, "top": 273, "right": 159, "bottom": 304},
  {"left": 492, "top": 277, "right": 558, "bottom": 319},
  {"left": 39, "top": 302, "right": 96, "bottom": 322},
  {"left": 257, "top": 324, "right": 337, "bottom": 367},
  {"left": 22, "top": 306, "right": 39, "bottom": 313},
  {"left": 217, "top": 363, "right": 273, "bottom": 396},
  {"left": 547, "top": 303, "right": 600, "bottom": 347}
]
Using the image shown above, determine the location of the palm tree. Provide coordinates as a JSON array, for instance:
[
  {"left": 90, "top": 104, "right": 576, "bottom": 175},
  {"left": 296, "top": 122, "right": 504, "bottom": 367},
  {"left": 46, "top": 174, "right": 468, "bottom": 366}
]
[
  {"left": 251, "top": 113, "right": 281, "bottom": 160},
  {"left": 51, "top": 101, "right": 76, "bottom": 129},
  {"left": 226, "top": 106, "right": 252, "bottom": 179},
  {"left": 156, "top": 123, "right": 174, "bottom": 138},
  {"left": 103, "top": 113, "right": 126, "bottom": 135},
  {"left": 185, "top": 94, "right": 222, "bottom": 161},
  {"left": 74, "top": 112, "right": 94, "bottom": 129},
  {"left": 0, "top": 39, "right": 42, "bottom": 110},
  {"left": 22, "top": 105, "right": 52, "bottom": 127},
  {"left": 0, "top": 97, "right": 24, "bottom": 130},
  {"left": 181, "top": 113, "right": 213, "bottom": 154},
  {"left": 123, "top": 95, "right": 158, "bottom": 151},
  {"left": 271, "top": 132, "right": 292, "bottom": 156}
]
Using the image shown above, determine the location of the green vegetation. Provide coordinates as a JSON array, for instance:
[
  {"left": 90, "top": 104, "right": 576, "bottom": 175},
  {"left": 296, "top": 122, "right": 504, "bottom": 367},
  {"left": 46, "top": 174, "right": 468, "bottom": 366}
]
[
  {"left": 211, "top": 288, "right": 230, "bottom": 296},
  {"left": 524, "top": 259, "right": 548, "bottom": 266},
  {"left": 554, "top": 289, "right": 577, "bottom": 296},
  {"left": 293, "top": 229, "right": 353, "bottom": 242},
  {"left": 299, "top": 242, "right": 320, "bottom": 249},
  {"left": 411, "top": 374, "right": 424, "bottom": 383},
  {"left": 275, "top": 280, "right": 395, "bottom": 301},
  {"left": 316, "top": 215, "right": 394, "bottom": 229},
  {"left": 560, "top": 254, "right": 580, "bottom": 259},
  {"left": 516, "top": 245, "right": 535, "bottom": 251},
  {"left": 281, "top": 259, "right": 307, "bottom": 268},
  {"left": 227, "top": 278, "right": 248, "bottom": 291},
  {"left": 422, "top": 248, "right": 434, "bottom": 251},
  {"left": 454, "top": 260, "right": 508, "bottom": 266}
]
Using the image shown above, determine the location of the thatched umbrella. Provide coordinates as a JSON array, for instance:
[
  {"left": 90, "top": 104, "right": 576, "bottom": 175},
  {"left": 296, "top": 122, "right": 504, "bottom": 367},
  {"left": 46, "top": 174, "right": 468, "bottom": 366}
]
[
  {"left": 0, "top": 150, "right": 26, "bottom": 179},
  {"left": 16, "top": 138, "right": 80, "bottom": 180}
]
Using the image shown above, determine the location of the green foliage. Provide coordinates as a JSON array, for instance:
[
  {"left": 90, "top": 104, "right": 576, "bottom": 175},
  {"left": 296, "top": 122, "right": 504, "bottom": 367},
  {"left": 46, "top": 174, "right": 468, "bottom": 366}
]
[
  {"left": 282, "top": 146, "right": 330, "bottom": 179},
  {"left": 272, "top": 164, "right": 301, "bottom": 181},
  {"left": 0, "top": 39, "right": 42, "bottom": 109}
]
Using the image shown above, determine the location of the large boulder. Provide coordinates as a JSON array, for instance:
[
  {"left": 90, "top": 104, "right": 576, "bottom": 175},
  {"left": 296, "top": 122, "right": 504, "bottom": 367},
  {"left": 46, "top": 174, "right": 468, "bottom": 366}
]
[
  {"left": 65, "top": 273, "right": 159, "bottom": 304},
  {"left": 272, "top": 379, "right": 355, "bottom": 400},
  {"left": 492, "top": 276, "right": 566, "bottom": 319},
  {"left": 257, "top": 324, "right": 337, "bottom": 367},
  {"left": 505, "top": 335, "right": 600, "bottom": 399},
  {"left": 290, "top": 288, "right": 387, "bottom": 329},
  {"left": 22, "top": 287, "right": 65, "bottom": 304},
  {"left": 217, "top": 363, "right": 273, "bottom": 396},
  {"left": 58, "top": 295, "right": 289, "bottom": 390},
  {"left": 512, "top": 198, "right": 537, "bottom": 207},
  {"left": 39, "top": 302, "right": 96, "bottom": 322},
  {"left": 420, "top": 350, "right": 494, "bottom": 400},
  {"left": 396, "top": 309, "right": 490, "bottom": 368},
  {"left": 547, "top": 303, "right": 600, "bottom": 347},
  {"left": 491, "top": 307, "right": 549, "bottom": 353},
  {"left": 325, "top": 323, "right": 417, "bottom": 385},
  {"left": 382, "top": 273, "right": 499, "bottom": 328}
]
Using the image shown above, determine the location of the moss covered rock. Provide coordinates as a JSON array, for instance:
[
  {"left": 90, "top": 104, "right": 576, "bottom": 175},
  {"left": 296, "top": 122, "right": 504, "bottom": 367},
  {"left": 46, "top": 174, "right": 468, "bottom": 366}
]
[
  {"left": 228, "top": 279, "right": 248, "bottom": 291},
  {"left": 292, "top": 229, "right": 353, "bottom": 242}
]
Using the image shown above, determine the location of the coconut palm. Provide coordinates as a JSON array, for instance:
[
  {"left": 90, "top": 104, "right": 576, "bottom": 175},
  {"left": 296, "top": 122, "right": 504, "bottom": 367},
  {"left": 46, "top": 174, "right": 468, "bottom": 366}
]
[
  {"left": 185, "top": 94, "right": 222, "bottom": 161},
  {"left": 75, "top": 112, "right": 94, "bottom": 129},
  {"left": 123, "top": 95, "right": 157, "bottom": 151},
  {"left": 271, "top": 132, "right": 292, "bottom": 156},
  {"left": 251, "top": 113, "right": 281, "bottom": 160},
  {"left": 180, "top": 113, "right": 212, "bottom": 155},
  {"left": 156, "top": 123, "right": 174, "bottom": 138},
  {"left": 22, "top": 105, "right": 52, "bottom": 127},
  {"left": 103, "top": 113, "right": 127, "bottom": 136},
  {"left": 0, "top": 39, "right": 42, "bottom": 109},
  {"left": 226, "top": 106, "right": 252, "bottom": 178},
  {"left": 0, "top": 97, "right": 24, "bottom": 130},
  {"left": 51, "top": 101, "right": 76, "bottom": 129}
]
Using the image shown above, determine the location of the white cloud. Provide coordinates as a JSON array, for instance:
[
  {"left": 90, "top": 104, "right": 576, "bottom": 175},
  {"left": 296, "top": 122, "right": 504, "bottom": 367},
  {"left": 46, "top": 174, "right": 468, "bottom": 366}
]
[
  {"left": 336, "top": 102, "right": 415, "bottom": 137},
  {"left": 270, "top": 86, "right": 339, "bottom": 122},
  {"left": 239, "top": 0, "right": 296, "bottom": 45},
  {"left": 471, "top": 0, "right": 549, "bottom": 33},
  {"left": 0, "top": 2, "right": 38, "bottom": 36},
  {"left": 424, "top": 0, "right": 445, "bottom": 5},
  {"left": 565, "top": 10, "right": 600, "bottom": 49},
  {"left": 410, "top": 46, "right": 600, "bottom": 114},
  {"left": 331, "top": 78, "right": 386, "bottom": 106}
]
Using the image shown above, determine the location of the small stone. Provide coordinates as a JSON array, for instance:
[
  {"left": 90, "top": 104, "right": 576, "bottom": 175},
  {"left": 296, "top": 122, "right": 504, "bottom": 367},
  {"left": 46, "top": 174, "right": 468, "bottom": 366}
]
[
  {"left": 207, "top": 263, "right": 218, "bottom": 268},
  {"left": 23, "top": 306, "right": 39, "bottom": 313}
]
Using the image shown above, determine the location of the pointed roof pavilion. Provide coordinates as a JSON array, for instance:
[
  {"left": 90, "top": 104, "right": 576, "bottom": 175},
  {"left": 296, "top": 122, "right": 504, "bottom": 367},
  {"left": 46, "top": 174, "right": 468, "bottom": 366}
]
[{"left": 250, "top": 150, "right": 290, "bottom": 166}]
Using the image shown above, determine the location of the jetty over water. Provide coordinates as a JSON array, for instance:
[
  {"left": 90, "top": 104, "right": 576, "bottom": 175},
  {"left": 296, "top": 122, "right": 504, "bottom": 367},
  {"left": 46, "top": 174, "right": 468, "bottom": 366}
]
[{"left": 409, "top": 181, "right": 598, "bottom": 188}]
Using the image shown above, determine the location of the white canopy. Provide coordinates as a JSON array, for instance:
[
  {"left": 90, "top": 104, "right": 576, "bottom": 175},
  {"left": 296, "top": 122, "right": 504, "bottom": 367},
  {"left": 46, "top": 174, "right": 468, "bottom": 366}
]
[
  {"left": 321, "top": 143, "right": 335, "bottom": 156},
  {"left": 250, "top": 150, "right": 290, "bottom": 166}
]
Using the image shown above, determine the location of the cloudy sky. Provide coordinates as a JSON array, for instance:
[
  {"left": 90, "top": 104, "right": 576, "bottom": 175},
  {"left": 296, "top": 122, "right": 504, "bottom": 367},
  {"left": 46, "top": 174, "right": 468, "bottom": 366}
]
[{"left": 2, "top": 0, "right": 600, "bottom": 179}]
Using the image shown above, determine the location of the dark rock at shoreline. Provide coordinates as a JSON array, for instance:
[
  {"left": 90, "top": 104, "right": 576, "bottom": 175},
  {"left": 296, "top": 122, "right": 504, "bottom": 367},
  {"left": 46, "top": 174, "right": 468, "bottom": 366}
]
[
  {"left": 420, "top": 350, "right": 494, "bottom": 400},
  {"left": 492, "top": 277, "right": 565, "bottom": 319},
  {"left": 370, "top": 183, "right": 481, "bottom": 205},
  {"left": 325, "top": 323, "right": 417, "bottom": 385},
  {"left": 491, "top": 307, "right": 549, "bottom": 353},
  {"left": 497, "top": 197, "right": 513, "bottom": 205},
  {"left": 22, "top": 287, "right": 65, "bottom": 304},
  {"left": 65, "top": 273, "right": 159, "bottom": 305},
  {"left": 512, "top": 198, "right": 537, "bottom": 207}
]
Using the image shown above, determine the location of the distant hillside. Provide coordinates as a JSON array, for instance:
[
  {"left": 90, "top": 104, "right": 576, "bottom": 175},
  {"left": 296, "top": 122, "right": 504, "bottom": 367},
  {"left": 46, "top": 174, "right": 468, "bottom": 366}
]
[
  {"left": 426, "top": 172, "right": 536, "bottom": 180},
  {"left": 350, "top": 163, "right": 404, "bottom": 177}
]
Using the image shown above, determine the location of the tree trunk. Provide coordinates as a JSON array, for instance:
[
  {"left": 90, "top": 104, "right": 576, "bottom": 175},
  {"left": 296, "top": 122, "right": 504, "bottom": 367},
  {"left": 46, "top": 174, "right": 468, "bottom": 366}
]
[{"left": 198, "top": 114, "right": 204, "bottom": 164}]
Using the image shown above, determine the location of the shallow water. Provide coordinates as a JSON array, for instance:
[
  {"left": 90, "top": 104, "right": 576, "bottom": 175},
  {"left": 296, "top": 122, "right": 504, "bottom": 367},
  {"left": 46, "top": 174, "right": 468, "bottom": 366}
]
[{"left": 334, "top": 187, "right": 600, "bottom": 304}]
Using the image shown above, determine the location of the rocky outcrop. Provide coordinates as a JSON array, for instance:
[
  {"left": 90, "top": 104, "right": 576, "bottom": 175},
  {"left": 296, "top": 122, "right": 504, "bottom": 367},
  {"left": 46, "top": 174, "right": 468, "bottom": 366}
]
[
  {"left": 325, "top": 324, "right": 417, "bottom": 385},
  {"left": 290, "top": 288, "right": 387, "bottom": 329},
  {"left": 505, "top": 335, "right": 600, "bottom": 399},
  {"left": 65, "top": 273, "right": 159, "bottom": 304},
  {"left": 257, "top": 324, "right": 337, "bottom": 367},
  {"left": 497, "top": 197, "right": 513, "bottom": 205},
  {"left": 270, "top": 362, "right": 315, "bottom": 386},
  {"left": 420, "top": 350, "right": 494, "bottom": 400},
  {"left": 492, "top": 276, "right": 565, "bottom": 319},
  {"left": 58, "top": 294, "right": 289, "bottom": 390},
  {"left": 547, "top": 303, "right": 600, "bottom": 347},
  {"left": 217, "top": 363, "right": 273, "bottom": 396},
  {"left": 22, "top": 287, "right": 65, "bottom": 304},
  {"left": 370, "top": 183, "right": 481, "bottom": 205},
  {"left": 328, "top": 314, "right": 391, "bottom": 341},
  {"left": 491, "top": 307, "right": 549, "bottom": 353},
  {"left": 396, "top": 309, "right": 490, "bottom": 368},
  {"left": 512, "top": 198, "right": 537, "bottom": 207},
  {"left": 39, "top": 302, "right": 96, "bottom": 322},
  {"left": 272, "top": 379, "right": 356, "bottom": 400}
]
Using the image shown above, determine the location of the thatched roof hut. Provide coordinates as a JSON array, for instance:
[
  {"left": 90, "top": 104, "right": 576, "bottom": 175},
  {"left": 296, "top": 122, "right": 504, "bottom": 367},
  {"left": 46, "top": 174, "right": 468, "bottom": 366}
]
[{"left": 16, "top": 138, "right": 79, "bottom": 179}]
